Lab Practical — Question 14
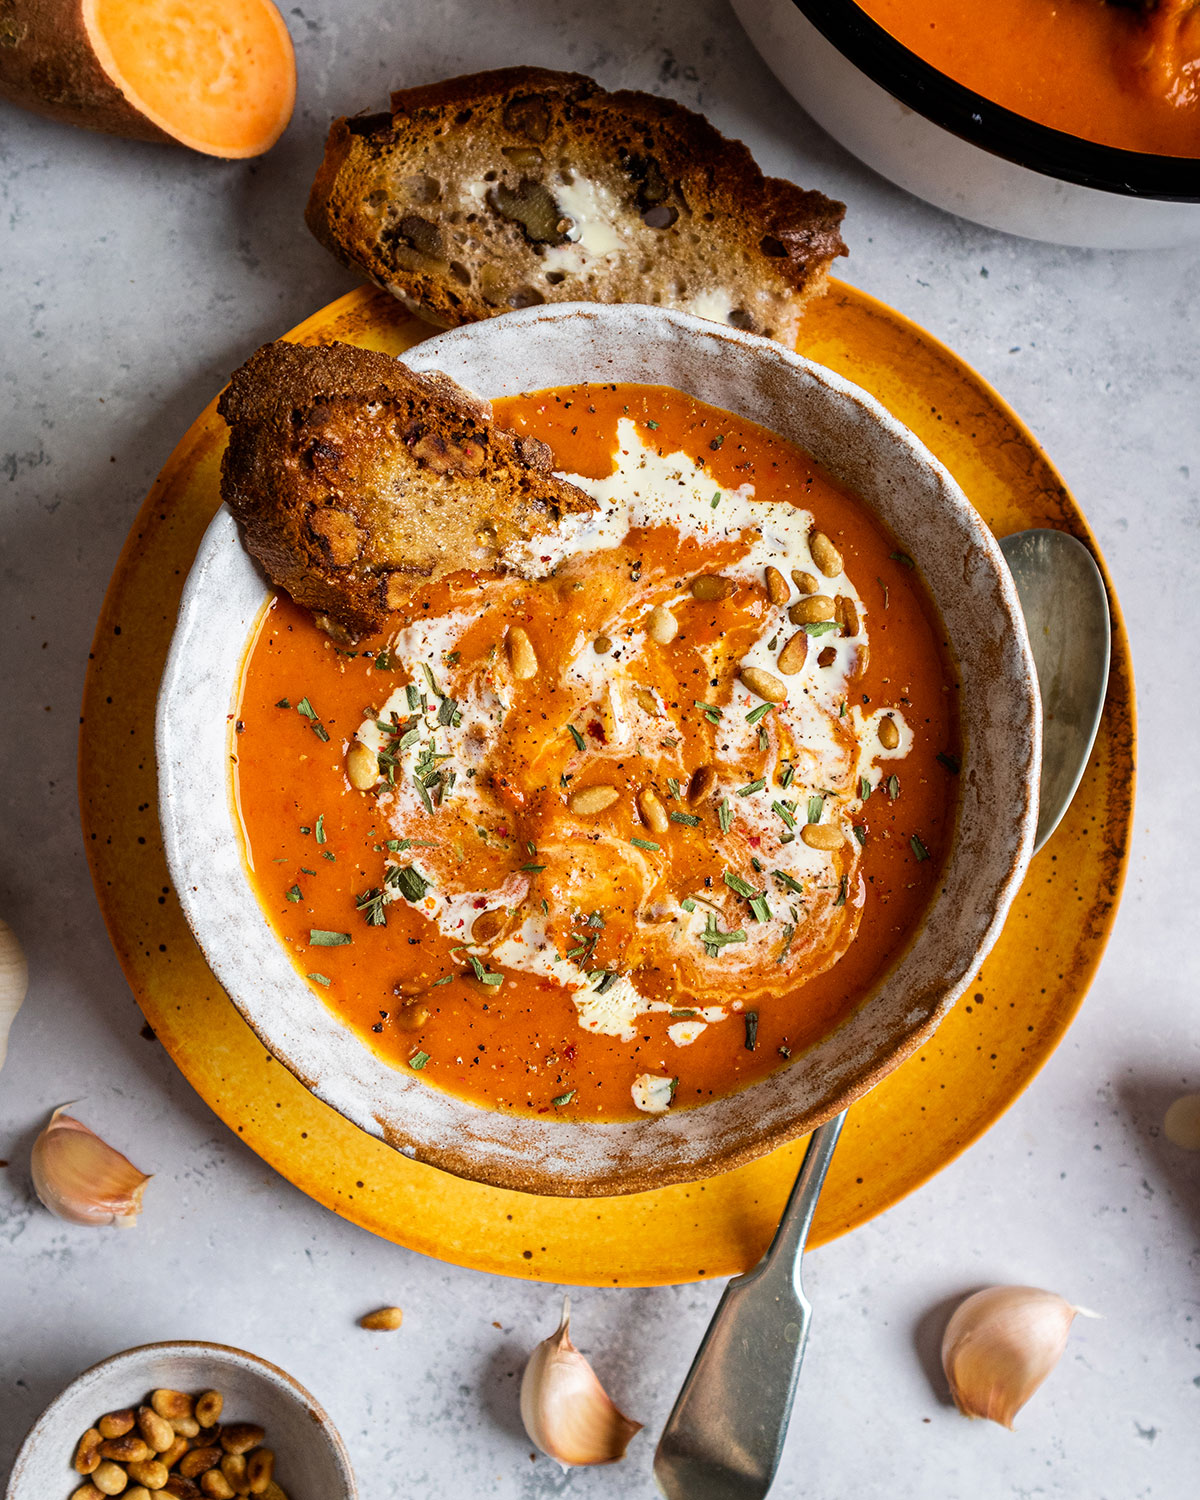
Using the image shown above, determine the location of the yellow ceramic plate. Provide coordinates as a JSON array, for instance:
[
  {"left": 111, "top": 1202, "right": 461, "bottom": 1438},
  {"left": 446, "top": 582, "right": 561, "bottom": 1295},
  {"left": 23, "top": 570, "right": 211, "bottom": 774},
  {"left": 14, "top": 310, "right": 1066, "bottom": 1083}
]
[{"left": 79, "top": 284, "right": 1134, "bottom": 1286}]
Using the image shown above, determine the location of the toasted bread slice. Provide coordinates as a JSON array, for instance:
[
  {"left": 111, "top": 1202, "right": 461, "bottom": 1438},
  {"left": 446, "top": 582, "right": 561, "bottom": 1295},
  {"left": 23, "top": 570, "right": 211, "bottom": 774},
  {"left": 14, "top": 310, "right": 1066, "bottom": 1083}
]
[
  {"left": 306, "top": 67, "right": 847, "bottom": 347},
  {"left": 218, "top": 339, "right": 595, "bottom": 641}
]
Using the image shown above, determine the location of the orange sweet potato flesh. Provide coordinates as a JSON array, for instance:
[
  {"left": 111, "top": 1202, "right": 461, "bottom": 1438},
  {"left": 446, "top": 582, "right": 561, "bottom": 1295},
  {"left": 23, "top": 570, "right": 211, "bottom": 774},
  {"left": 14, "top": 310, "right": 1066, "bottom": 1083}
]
[{"left": 0, "top": 0, "right": 295, "bottom": 158}]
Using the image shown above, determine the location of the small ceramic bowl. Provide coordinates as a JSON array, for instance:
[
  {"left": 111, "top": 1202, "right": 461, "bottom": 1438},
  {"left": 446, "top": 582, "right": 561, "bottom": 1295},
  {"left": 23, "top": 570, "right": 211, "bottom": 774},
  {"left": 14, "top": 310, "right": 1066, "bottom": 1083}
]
[
  {"left": 6, "top": 1341, "right": 356, "bottom": 1500},
  {"left": 157, "top": 301, "right": 1039, "bottom": 1196},
  {"left": 731, "top": 0, "right": 1200, "bottom": 249}
]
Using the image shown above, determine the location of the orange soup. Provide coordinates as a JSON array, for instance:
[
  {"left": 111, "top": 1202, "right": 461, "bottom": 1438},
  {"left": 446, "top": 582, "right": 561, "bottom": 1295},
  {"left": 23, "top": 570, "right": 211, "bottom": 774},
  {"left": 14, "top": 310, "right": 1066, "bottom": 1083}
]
[
  {"left": 233, "top": 384, "right": 960, "bottom": 1121},
  {"left": 857, "top": 0, "right": 1200, "bottom": 157}
]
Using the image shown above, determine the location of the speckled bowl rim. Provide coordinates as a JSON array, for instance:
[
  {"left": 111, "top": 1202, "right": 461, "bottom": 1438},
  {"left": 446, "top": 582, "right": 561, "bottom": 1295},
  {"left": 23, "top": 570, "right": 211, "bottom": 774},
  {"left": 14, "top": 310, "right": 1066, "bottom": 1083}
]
[
  {"left": 156, "top": 302, "right": 1040, "bottom": 1197},
  {"left": 5, "top": 1339, "right": 357, "bottom": 1500}
]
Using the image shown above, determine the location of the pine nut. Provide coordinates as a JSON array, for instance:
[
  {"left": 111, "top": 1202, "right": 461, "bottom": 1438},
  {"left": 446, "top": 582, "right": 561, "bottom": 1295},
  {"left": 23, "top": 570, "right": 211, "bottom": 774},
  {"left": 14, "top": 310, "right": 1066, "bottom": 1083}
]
[
  {"left": 740, "top": 666, "right": 787, "bottom": 703},
  {"left": 72, "top": 1488, "right": 105, "bottom": 1500},
  {"left": 180, "top": 1449, "right": 222, "bottom": 1479},
  {"left": 162, "top": 1479, "right": 200, "bottom": 1499},
  {"left": 788, "top": 595, "right": 834, "bottom": 625},
  {"left": 126, "top": 1459, "right": 169, "bottom": 1489},
  {"left": 791, "top": 570, "right": 818, "bottom": 594},
  {"left": 395, "top": 1004, "right": 429, "bottom": 1032},
  {"left": 801, "top": 822, "right": 844, "bottom": 850},
  {"left": 345, "top": 740, "right": 376, "bottom": 790},
  {"left": 246, "top": 1450, "right": 275, "bottom": 1494},
  {"left": 637, "top": 787, "right": 669, "bottom": 834},
  {"left": 688, "top": 765, "right": 717, "bottom": 805},
  {"left": 100, "top": 1411, "right": 137, "bottom": 1440},
  {"left": 764, "top": 565, "right": 789, "bottom": 605},
  {"left": 126, "top": 1490, "right": 153, "bottom": 1500},
  {"left": 836, "top": 595, "right": 860, "bottom": 638},
  {"left": 506, "top": 625, "right": 538, "bottom": 679},
  {"left": 76, "top": 1429, "right": 104, "bottom": 1474},
  {"left": 646, "top": 605, "right": 678, "bottom": 643},
  {"left": 634, "top": 686, "right": 660, "bottom": 716},
  {"left": 152, "top": 1392, "right": 193, "bottom": 1423},
  {"left": 220, "top": 1425, "right": 265, "bottom": 1458},
  {"left": 91, "top": 1463, "right": 128, "bottom": 1496},
  {"left": 138, "top": 1409, "right": 175, "bottom": 1454},
  {"left": 810, "top": 530, "right": 843, "bottom": 577},
  {"left": 359, "top": 1306, "right": 404, "bottom": 1331},
  {"left": 194, "top": 1392, "right": 223, "bottom": 1429},
  {"left": 777, "top": 632, "right": 808, "bottom": 675},
  {"left": 160, "top": 1436, "right": 189, "bottom": 1469},
  {"left": 171, "top": 1417, "right": 200, "bottom": 1439},
  {"left": 102, "top": 1435, "right": 152, "bottom": 1463},
  {"left": 568, "top": 784, "right": 620, "bottom": 815},
  {"left": 854, "top": 641, "right": 870, "bottom": 678},
  {"left": 200, "top": 1473, "right": 235, "bottom": 1500},
  {"left": 690, "top": 573, "right": 733, "bottom": 601},
  {"left": 817, "top": 646, "right": 837, "bottom": 668},
  {"left": 879, "top": 715, "right": 900, "bottom": 750},
  {"left": 218, "top": 1455, "right": 246, "bottom": 1487},
  {"left": 593, "top": 635, "right": 611, "bottom": 653}
]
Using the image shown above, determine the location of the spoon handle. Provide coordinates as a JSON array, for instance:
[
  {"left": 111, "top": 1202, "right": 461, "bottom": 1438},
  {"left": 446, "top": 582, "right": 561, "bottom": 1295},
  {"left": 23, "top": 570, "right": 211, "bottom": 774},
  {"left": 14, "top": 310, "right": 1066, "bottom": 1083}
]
[{"left": 654, "top": 1112, "right": 845, "bottom": 1499}]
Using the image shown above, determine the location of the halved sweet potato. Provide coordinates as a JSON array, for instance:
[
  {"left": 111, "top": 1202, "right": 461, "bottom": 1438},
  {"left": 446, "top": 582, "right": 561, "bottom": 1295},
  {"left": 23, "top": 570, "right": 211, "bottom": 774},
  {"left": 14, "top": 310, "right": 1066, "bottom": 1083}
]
[{"left": 0, "top": 0, "right": 295, "bottom": 158}]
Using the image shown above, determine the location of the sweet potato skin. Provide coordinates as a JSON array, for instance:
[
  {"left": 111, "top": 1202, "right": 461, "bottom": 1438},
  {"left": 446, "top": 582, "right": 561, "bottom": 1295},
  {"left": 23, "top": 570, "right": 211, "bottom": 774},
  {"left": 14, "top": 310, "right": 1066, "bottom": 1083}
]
[{"left": 0, "top": 0, "right": 174, "bottom": 143}]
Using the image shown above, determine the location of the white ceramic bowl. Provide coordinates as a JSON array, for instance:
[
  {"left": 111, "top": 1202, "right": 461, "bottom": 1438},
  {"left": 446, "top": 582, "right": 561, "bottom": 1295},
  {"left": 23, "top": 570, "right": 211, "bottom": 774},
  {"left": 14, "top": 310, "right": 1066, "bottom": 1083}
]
[
  {"left": 157, "top": 302, "right": 1039, "bottom": 1196},
  {"left": 731, "top": 0, "right": 1200, "bottom": 249},
  {"left": 6, "top": 1341, "right": 356, "bottom": 1500}
]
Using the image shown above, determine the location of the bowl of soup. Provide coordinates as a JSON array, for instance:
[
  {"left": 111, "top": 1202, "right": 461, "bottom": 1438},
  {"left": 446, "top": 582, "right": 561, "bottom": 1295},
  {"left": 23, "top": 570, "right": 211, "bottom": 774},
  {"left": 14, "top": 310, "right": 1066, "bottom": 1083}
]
[
  {"left": 731, "top": 0, "right": 1200, "bottom": 248},
  {"left": 158, "top": 301, "right": 1039, "bottom": 1195}
]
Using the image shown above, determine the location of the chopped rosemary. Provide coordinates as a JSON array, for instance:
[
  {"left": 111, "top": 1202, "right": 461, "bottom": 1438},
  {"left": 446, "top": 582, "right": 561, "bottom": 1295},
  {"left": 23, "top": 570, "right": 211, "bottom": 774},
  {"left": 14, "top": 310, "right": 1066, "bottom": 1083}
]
[
  {"left": 309, "top": 930, "right": 351, "bottom": 946},
  {"left": 667, "top": 777, "right": 681, "bottom": 800},
  {"left": 552, "top": 1090, "right": 576, "bottom": 1107},
  {"left": 771, "top": 800, "right": 797, "bottom": 830},
  {"left": 717, "top": 799, "right": 733, "bottom": 833},
  {"left": 646, "top": 419, "right": 659, "bottom": 430},
  {"left": 700, "top": 913, "right": 748, "bottom": 957},
  {"left": 421, "top": 662, "right": 441, "bottom": 697},
  {"left": 405, "top": 683, "right": 421, "bottom": 711},
  {"left": 807, "top": 795, "right": 824, "bottom": 824},
  {"left": 748, "top": 895, "right": 772, "bottom": 923},
  {"left": 593, "top": 971, "right": 620, "bottom": 994},
  {"left": 834, "top": 875, "right": 847, "bottom": 907},
  {"left": 630, "top": 837, "right": 660, "bottom": 852},
  {"left": 670, "top": 1008, "right": 698, "bottom": 1018},
  {"left": 430, "top": 975, "right": 453, "bottom": 987},
  {"left": 711, "top": 490, "right": 721, "bottom": 508},
  {"left": 680, "top": 897, "right": 697, "bottom": 913},
  {"left": 437, "top": 696, "right": 462, "bottom": 727},
  {"left": 356, "top": 888, "right": 388, "bottom": 926},
  {"left": 890, "top": 551, "right": 915, "bottom": 569},
  {"left": 285, "top": 885, "right": 302, "bottom": 903},
  {"left": 375, "top": 649, "right": 394, "bottom": 670},
  {"left": 671, "top": 810, "right": 701, "bottom": 827},
  {"left": 307, "top": 972, "right": 331, "bottom": 986},
  {"left": 315, "top": 814, "right": 327, "bottom": 844},
  {"left": 723, "top": 871, "right": 757, "bottom": 898},
  {"left": 296, "top": 697, "right": 318, "bottom": 720},
  {"left": 567, "top": 723, "right": 586, "bottom": 752},
  {"left": 694, "top": 700, "right": 722, "bottom": 725},
  {"left": 744, "top": 1011, "right": 758, "bottom": 1050},
  {"left": 778, "top": 1044, "right": 792, "bottom": 1059},
  {"left": 408, "top": 1051, "right": 430, "bottom": 1070},
  {"left": 852, "top": 824, "right": 867, "bottom": 846},
  {"left": 911, "top": 834, "right": 930, "bottom": 862},
  {"left": 860, "top": 775, "right": 872, "bottom": 800},
  {"left": 275, "top": 697, "right": 291, "bottom": 709},
  {"left": 737, "top": 778, "right": 766, "bottom": 798},
  {"left": 780, "top": 763, "right": 795, "bottom": 790},
  {"left": 745, "top": 702, "right": 773, "bottom": 726},
  {"left": 773, "top": 870, "right": 804, "bottom": 895},
  {"left": 887, "top": 774, "right": 901, "bottom": 802},
  {"left": 803, "top": 621, "right": 840, "bottom": 637},
  {"left": 777, "top": 924, "right": 796, "bottom": 964},
  {"left": 521, "top": 862, "right": 547, "bottom": 872},
  {"left": 937, "top": 752, "right": 961, "bottom": 774},
  {"left": 389, "top": 865, "right": 430, "bottom": 903}
]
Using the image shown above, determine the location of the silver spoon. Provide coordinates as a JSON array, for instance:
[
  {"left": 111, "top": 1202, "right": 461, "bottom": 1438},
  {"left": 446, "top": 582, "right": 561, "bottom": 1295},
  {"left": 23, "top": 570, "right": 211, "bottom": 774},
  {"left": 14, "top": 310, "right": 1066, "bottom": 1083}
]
[{"left": 654, "top": 528, "right": 1111, "bottom": 1500}]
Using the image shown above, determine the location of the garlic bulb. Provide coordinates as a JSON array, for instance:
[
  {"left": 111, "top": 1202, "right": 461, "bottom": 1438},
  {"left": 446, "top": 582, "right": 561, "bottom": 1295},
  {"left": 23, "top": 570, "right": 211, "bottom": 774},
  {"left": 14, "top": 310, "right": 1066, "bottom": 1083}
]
[
  {"left": 942, "top": 1285, "right": 1089, "bottom": 1428},
  {"left": 0, "top": 917, "right": 29, "bottom": 1073},
  {"left": 31, "top": 1107, "right": 151, "bottom": 1226},
  {"left": 520, "top": 1297, "right": 642, "bottom": 1468}
]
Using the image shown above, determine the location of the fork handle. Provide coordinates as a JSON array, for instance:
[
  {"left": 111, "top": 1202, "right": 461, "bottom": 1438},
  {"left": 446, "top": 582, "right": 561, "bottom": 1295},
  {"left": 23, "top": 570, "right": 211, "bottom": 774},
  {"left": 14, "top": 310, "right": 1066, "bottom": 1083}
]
[{"left": 654, "top": 1113, "right": 845, "bottom": 1500}]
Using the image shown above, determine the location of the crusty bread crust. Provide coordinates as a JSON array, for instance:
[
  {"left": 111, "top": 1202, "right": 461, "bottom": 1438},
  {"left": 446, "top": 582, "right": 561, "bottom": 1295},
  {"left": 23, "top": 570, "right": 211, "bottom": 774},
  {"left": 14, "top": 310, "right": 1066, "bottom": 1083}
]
[
  {"left": 218, "top": 339, "right": 595, "bottom": 641},
  {"left": 306, "top": 67, "right": 847, "bottom": 346}
]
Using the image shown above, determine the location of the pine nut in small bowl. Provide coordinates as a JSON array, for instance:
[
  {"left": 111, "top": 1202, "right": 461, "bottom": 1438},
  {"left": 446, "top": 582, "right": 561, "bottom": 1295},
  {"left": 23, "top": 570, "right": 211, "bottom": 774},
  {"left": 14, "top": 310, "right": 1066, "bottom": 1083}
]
[{"left": 6, "top": 1341, "right": 356, "bottom": 1500}]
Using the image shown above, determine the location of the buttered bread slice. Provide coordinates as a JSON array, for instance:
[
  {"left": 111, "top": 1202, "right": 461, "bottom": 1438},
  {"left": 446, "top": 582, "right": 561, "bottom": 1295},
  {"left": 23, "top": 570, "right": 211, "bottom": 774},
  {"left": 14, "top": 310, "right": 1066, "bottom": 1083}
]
[
  {"left": 218, "top": 339, "right": 595, "bottom": 642},
  {"left": 306, "top": 67, "right": 847, "bottom": 347}
]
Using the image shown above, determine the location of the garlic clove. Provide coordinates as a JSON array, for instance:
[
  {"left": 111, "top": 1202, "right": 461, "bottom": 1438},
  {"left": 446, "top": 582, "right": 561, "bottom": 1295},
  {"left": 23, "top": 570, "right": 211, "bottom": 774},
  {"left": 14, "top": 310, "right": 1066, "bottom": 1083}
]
[
  {"left": 520, "top": 1296, "right": 642, "bottom": 1468},
  {"left": 31, "top": 1107, "right": 152, "bottom": 1227},
  {"left": 942, "top": 1285, "right": 1089, "bottom": 1429},
  {"left": 0, "top": 916, "right": 29, "bottom": 1074}
]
